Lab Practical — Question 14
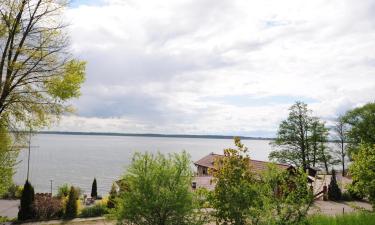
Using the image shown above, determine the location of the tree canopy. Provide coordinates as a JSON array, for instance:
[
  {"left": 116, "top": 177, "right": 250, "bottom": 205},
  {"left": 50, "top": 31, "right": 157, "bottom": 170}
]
[
  {"left": 342, "top": 102, "right": 375, "bottom": 156},
  {"left": 269, "top": 102, "right": 331, "bottom": 172},
  {"left": 349, "top": 143, "right": 375, "bottom": 209},
  {"left": 0, "top": 0, "right": 86, "bottom": 130}
]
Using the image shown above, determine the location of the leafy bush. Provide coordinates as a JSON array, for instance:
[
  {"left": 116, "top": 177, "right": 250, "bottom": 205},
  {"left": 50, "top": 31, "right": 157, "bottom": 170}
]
[
  {"left": 210, "top": 138, "right": 313, "bottom": 225},
  {"left": 18, "top": 180, "right": 35, "bottom": 221},
  {"left": 113, "top": 151, "right": 205, "bottom": 225},
  {"left": 107, "top": 183, "right": 117, "bottom": 209},
  {"left": 80, "top": 204, "right": 108, "bottom": 218},
  {"left": 64, "top": 187, "right": 78, "bottom": 218},
  {"left": 1, "top": 183, "right": 22, "bottom": 199},
  {"left": 341, "top": 191, "right": 353, "bottom": 201},
  {"left": 349, "top": 143, "right": 375, "bottom": 208},
  {"left": 33, "top": 194, "right": 63, "bottom": 220},
  {"left": 57, "top": 184, "right": 70, "bottom": 198},
  {"left": 328, "top": 170, "right": 342, "bottom": 201}
]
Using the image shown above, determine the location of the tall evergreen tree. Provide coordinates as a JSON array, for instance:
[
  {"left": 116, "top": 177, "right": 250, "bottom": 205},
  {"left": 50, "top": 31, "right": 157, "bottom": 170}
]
[
  {"left": 328, "top": 170, "right": 342, "bottom": 201},
  {"left": 65, "top": 186, "right": 77, "bottom": 218},
  {"left": 18, "top": 180, "right": 35, "bottom": 221},
  {"left": 91, "top": 178, "right": 97, "bottom": 198}
]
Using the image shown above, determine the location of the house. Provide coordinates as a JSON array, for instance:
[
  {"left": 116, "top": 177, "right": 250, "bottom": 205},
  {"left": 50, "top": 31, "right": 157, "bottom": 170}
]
[
  {"left": 192, "top": 153, "right": 320, "bottom": 191},
  {"left": 194, "top": 152, "right": 292, "bottom": 176}
]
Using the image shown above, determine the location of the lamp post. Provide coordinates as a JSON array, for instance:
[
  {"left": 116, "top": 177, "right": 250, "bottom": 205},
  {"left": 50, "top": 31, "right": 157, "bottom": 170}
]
[{"left": 50, "top": 179, "right": 53, "bottom": 196}]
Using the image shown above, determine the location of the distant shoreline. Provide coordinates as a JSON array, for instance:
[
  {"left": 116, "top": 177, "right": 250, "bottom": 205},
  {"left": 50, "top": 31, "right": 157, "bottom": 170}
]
[{"left": 35, "top": 131, "right": 276, "bottom": 141}]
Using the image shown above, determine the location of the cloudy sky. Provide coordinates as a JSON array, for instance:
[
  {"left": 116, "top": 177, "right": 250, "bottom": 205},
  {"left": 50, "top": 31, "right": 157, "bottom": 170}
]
[{"left": 53, "top": 0, "right": 375, "bottom": 137}]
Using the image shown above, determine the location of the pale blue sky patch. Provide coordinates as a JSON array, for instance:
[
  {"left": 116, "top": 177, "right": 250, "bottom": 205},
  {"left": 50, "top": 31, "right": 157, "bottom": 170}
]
[{"left": 69, "top": 0, "right": 104, "bottom": 8}]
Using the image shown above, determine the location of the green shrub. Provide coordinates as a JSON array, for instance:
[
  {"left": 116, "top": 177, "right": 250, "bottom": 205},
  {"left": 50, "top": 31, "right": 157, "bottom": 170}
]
[
  {"left": 18, "top": 180, "right": 35, "bottom": 221},
  {"left": 57, "top": 184, "right": 70, "bottom": 198},
  {"left": 1, "top": 183, "right": 22, "bottom": 199},
  {"left": 65, "top": 187, "right": 78, "bottom": 218},
  {"left": 347, "top": 182, "right": 364, "bottom": 201},
  {"left": 114, "top": 152, "right": 205, "bottom": 225},
  {"left": 341, "top": 191, "right": 352, "bottom": 201},
  {"left": 107, "top": 183, "right": 117, "bottom": 209},
  {"left": 80, "top": 204, "right": 108, "bottom": 218}
]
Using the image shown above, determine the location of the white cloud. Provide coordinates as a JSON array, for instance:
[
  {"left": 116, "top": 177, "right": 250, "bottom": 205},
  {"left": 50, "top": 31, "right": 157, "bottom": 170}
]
[{"left": 53, "top": 0, "right": 375, "bottom": 136}]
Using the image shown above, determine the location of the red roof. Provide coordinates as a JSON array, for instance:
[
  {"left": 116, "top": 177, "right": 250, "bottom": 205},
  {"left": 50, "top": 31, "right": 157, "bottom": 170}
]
[{"left": 194, "top": 153, "right": 291, "bottom": 173}]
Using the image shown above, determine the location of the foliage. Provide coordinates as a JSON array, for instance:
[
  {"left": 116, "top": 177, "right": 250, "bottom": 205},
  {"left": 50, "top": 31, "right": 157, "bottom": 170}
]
[
  {"left": 328, "top": 170, "right": 342, "bottom": 201},
  {"left": 18, "top": 180, "right": 35, "bottom": 221},
  {"left": 1, "top": 183, "right": 22, "bottom": 199},
  {"left": 342, "top": 102, "right": 375, "bottom": 157},
  {"left": 308, "top": 212, "right": 375, "bottom": 225},
  {"left": 0, "top": 0, "right": 86, "bottom": 131},
  {"left": 91, "top": 178, "right": 98, "bottom": 198},
  {"left": 341, "top": 191, "right": 353, "bottom": 201},
  {"left": 269, "top": 102, "right": 330, "bottom": 171},
  {"left": 56, "top": 183, "right": 70, "bottom": 198},
  {"left": 346, "top": 182, "right": 364, "bottom": 201},
  {"left": 65, "top": 186, "right": 78, "bottom": 218},
  {"left": 349, "top": 143, "right": 375, "bottom": 209},
  {"left": 107, "top": 183, "right": 118, "bottom": 209},
  {"left": 258, "top": 165, "right": 314, "bottom": 225},
  {"left": 80, "top": 204, "right": 108, "bottom": 218},
  {"left": 209, "top": 137, "right": 259, "bottom": 225},
  {"left": 33, "top": 195, "right": 63, "bottom": 220},
  {"left": 114, "top": 151, "right": 204, "bottom": 225},
  {"left": 0, "top": 124, "right": 19, "bottom": 197},
  {"left": 210, "top": 138, "right": 314, "bottom": 225}
]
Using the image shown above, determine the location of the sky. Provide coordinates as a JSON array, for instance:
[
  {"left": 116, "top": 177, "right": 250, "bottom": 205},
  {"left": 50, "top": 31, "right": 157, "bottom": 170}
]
[{"left": 52, "top": 0, "right": 375, "bottom": 137}]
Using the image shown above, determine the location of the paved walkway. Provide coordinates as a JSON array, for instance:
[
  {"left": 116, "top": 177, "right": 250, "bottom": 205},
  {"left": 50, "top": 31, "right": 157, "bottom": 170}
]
[{"left": 0, "top": 200, "right": 18, "bottom": 219}]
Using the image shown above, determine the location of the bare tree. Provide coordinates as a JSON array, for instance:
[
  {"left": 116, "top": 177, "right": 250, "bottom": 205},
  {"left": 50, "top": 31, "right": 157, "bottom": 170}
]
[{"left": 333, "top": 117, "right": 348, "bottom": 176}]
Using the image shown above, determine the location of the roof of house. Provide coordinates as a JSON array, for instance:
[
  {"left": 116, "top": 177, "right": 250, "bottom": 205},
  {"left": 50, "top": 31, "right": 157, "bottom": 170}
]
[{"left": 194, "top": 153, "right": 292, "bottom": 173}]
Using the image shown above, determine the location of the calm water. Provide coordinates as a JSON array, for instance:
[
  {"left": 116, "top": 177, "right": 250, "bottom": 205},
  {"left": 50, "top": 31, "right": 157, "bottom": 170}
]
[{"left": 14, "top": 134, "right": 274, "bottom": 195}]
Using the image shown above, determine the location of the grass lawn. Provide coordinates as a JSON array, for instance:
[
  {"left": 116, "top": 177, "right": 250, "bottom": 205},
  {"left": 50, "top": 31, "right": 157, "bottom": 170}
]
[{"left": 308, "top": 212, "right": 375, "bottom": 225}]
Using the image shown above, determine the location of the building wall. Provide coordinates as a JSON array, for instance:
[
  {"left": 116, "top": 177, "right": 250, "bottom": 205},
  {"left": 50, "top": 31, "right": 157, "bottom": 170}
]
[{"left": 197, "top": 165, "right": 209, "bottom": 176}]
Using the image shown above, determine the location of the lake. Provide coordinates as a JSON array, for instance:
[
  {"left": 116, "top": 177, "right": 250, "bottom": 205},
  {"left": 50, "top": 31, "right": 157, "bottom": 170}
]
[{"left": 13, "top": 134, "right": 275, "bottom": 195}]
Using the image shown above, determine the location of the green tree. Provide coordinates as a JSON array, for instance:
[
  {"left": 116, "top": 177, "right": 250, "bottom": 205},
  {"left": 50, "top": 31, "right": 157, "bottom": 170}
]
[
  {"left": 342, "top": 102, "right": 375, "bottom": 156},
  {"left": 18, "top": 180, "right": 35, "bottom": 221},
  {"left": 349, "top": 144, "right": 375, "bottom": 209},
  {"left": 259, "top": 165, "right": 313, "bottom": 225},
  {"left": 270, "top": 102, "right": 313, "bottom": 170},
  {"left": 210, "top": 137, "right": 259, "bottom": 225},
  {"left": 270, "top": 102, "right": 334, "bottom": 173},
  {"left": 65, "top": 186, "right": 78, "bottom": 219},
  {"left": 0, "top": 0, "right": 86, "bottom": 130},
  {"left": 114, "top": 151, "right": 203, "bottom": 225},
  {"left": 0, "top": 123, "right": 18, "bottom": 196},
  {"left": 91, "top": 178, "right": 97, "bottom": 199},
  {"left": 327, "top": 170, "right": 342, "bottom": 201}
]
